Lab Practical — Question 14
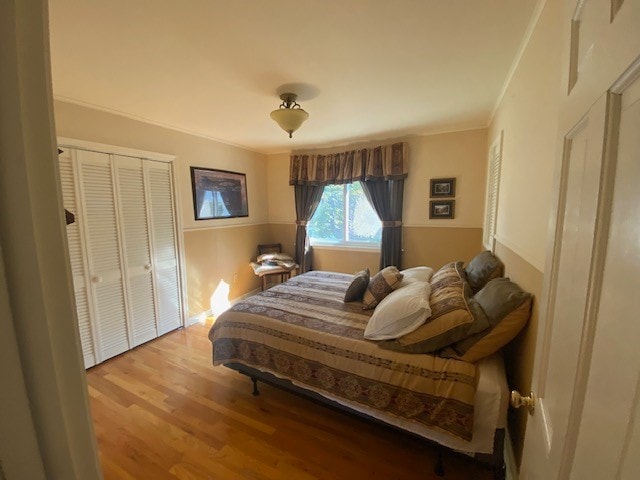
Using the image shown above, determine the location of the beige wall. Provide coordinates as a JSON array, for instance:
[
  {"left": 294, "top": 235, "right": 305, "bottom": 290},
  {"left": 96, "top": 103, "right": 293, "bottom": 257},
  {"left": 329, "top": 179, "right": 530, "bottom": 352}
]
[
  {"left": 403, "top": 129, "right": 487, "bottom": 228},
  {"left": 488, "top": 0, "right": 564, "bottom": 465},
  {"left": 266, "top": 152, "right": 296, "bottom": 224},
  {"left": 495, "top": 241, "right": 544, "bottom": 467},
  {"left": 267, "top": 223, "right": 297, "bottom": 257},
  {"left": 184, "top": 224, "right": 269, "bottom": 315},
  {"left": 403, "top": 226, "right": 483, "bottom": 270},
  {"left": 54, "top": 100, "right": 272, "bottom": 316},
  {"left": 312, "top": 247, "right": 381, "bottom": 275},
  {"left": 488, "top": 0, "right": 563, "bottom": 272},
  {"left": 265, "top": 129, "right": 488, "bottom": 270}
]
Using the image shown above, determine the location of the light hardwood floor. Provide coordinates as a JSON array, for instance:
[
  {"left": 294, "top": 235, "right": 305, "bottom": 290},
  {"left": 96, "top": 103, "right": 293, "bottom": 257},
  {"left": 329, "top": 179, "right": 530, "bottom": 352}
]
[{"left": 86, "top": 321, "right": 493, "bottom": 479}]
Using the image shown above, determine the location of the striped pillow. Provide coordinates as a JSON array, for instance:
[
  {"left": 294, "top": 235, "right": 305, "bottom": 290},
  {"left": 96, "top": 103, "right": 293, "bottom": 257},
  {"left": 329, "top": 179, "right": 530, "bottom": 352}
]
[{"left": 362, "top": 266, "right": 403, "bottom": 310}]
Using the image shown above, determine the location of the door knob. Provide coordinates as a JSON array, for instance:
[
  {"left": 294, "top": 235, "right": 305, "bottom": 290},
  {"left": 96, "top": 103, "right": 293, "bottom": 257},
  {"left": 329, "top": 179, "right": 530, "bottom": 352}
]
[
  {"left": 510, "top": 390, "right": 535, "bottom": 414},
  {"left": 144, "top": 264, "right": 152, "bottom": 271},
  {"left": 92, "top": 275, "right": 103, "bottom": 284}
]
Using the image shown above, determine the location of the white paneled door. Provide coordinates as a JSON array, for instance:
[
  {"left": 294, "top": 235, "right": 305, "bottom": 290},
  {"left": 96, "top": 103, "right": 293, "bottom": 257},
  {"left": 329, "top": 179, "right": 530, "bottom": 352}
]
[
  {"left": 520, "top": 1, "right": 640, "bottom": 479},
  {"left": 58, "top": 145, "right": 183, "bottom": 367}
]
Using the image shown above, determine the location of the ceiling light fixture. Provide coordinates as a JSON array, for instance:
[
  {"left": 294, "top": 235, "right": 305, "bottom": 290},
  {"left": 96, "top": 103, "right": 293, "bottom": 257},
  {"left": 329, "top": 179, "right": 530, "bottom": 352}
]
[{"left": 270, "top": 93, "right": 309, "bottom": 138}]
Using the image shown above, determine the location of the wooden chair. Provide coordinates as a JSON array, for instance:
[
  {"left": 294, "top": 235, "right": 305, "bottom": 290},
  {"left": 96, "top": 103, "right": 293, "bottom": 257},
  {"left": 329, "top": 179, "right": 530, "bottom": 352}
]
[
  {"left": 251, "top": 243, "right": 298, "bottom": 290},
  {"left": 258, "top": 243, "right": 283, "bottom": 257}
]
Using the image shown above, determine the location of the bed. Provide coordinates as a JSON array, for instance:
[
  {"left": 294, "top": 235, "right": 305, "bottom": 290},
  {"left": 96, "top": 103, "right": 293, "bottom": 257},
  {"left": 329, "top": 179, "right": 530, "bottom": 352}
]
[{"left": 209, "top": 266, "right": 522, "bottom": 479}]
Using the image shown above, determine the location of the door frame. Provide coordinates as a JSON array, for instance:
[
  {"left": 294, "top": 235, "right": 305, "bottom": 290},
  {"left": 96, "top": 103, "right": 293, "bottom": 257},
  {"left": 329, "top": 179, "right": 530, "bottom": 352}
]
[{"left": 0, "top": 1, "right": 102, "bottom": 477}]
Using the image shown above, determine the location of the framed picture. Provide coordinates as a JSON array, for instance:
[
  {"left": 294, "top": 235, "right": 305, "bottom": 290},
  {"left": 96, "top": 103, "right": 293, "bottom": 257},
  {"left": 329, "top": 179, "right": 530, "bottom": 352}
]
[
  {"left": 429, "top": 200, "right": 455, "bottom": 219},
  {"left": 430, "top": 177, "right": 456, "bottom": 197},
  {"left": 190, "top": 167, "right": 249, "bottom": 220}
]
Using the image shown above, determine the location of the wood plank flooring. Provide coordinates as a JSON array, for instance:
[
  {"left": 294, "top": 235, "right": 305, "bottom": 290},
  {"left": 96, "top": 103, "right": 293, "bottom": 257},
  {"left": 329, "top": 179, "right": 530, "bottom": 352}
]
[{"left": 86, "top": 321, "right": 493, "bottom": 479}]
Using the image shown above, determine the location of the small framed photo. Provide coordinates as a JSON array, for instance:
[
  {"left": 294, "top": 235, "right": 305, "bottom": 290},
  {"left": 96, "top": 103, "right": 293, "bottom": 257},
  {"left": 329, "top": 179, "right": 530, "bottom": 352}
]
[
  {"left": 430, "top": 177, "right": 456, "bottom": 197},
  {"left": 429, "top": 200, "right": 455, "bottom": 219},
  {"left": 191, "top": 167, "right": 249, "bottom": 220}
]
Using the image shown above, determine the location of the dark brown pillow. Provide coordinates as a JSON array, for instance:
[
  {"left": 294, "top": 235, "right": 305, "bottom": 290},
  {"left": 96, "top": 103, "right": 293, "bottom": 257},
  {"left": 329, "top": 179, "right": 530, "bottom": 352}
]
[
  {"left": 362, "top": 266, "right": 403, "bottom": 310},
  {"left": 344, "top": 268, "right": 370, "bottom": 302},
  {"left": 465, "top": 251, "right": 504, "bottom": 293}
]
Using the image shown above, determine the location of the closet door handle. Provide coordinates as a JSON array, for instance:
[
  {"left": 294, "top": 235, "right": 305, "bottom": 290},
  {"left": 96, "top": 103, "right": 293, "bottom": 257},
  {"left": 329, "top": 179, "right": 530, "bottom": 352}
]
[
  {"left": 92, "top": 275, "right": 103, "bottom": 284},
  {"left": 144, "top": 264, "right": 152, "bottom": 271}
]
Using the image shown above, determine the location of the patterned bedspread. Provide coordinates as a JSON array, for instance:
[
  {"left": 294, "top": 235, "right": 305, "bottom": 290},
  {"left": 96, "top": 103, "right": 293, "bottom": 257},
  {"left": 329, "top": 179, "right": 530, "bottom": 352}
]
[{"left": 209, "top": 271, "right": 478, "bottom": 441}]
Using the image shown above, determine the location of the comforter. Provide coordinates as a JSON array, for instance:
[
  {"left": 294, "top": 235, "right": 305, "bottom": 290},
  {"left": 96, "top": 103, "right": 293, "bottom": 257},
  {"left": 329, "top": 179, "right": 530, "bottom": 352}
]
[{"left": 209, "top": 271, "right": 478, "bottom": 441}]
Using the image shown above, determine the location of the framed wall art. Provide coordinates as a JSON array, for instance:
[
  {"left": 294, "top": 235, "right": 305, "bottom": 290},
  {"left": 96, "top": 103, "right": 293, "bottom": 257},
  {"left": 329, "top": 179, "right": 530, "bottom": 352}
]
[
  {"left": 191, "top": 167, "right": 249, "bottom": 220},
  {"left": 429, "top": 200, "right": 455, "bottom": 219},
  {"left": 430, "top": 177, "right": 456, "bottom": 197}
]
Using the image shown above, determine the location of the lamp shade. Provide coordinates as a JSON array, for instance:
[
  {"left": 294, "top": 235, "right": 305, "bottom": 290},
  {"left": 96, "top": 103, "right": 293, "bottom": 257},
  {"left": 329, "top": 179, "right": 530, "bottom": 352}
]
[{"left": 270, "top": 107, "right": 309, "bottom": 138}]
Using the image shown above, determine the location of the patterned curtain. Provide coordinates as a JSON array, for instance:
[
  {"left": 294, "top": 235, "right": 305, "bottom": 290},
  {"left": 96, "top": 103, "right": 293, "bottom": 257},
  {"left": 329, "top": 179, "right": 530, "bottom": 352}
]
[{"left": 289, "top": 142, "right": 407, "bottom": 185}]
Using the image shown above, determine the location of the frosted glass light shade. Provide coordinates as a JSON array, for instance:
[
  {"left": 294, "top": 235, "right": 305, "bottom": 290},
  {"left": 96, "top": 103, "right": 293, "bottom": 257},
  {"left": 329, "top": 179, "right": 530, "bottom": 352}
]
[{"left": 270, "top": 108, "right": 309, "bottom": 138}]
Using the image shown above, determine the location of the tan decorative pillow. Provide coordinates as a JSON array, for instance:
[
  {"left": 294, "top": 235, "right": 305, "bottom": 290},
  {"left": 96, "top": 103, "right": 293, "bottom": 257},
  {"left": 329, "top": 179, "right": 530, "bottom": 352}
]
[
  {"left": 440, "top": 277, "right": 532, "bottom": 362},
  {"left": 379, "top": 263, "right": 489, "bottom": 353},
  {"left": 465, "top": 251, "right": 504, "bottom": 293},
  {"left": 362, "top": 266, "right": 403, "bottom": 310},
  {"left": 344, "top": 268, "right": 370, "bottom": 302},
  {"left": 430, "top": 261, "right": 465, "bottom": 291}
]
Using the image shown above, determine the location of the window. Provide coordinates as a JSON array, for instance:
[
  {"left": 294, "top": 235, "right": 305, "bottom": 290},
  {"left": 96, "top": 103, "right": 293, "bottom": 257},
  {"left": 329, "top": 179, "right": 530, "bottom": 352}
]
[{"left": 308, "top": 182, "right": 381, "bottom": 247}]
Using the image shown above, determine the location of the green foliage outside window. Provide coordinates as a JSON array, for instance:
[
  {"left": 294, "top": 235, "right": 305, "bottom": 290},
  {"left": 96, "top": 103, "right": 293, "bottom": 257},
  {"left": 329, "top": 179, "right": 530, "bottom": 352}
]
[{"left": 309, "top": 182, "right": 381, "bottom": 245}]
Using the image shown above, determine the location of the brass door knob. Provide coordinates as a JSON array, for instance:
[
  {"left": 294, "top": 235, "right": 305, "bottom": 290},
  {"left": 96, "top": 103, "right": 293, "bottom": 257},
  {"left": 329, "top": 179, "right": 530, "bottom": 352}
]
[{"left": 510, "top": 390, "right": 535, "bottom": 414}]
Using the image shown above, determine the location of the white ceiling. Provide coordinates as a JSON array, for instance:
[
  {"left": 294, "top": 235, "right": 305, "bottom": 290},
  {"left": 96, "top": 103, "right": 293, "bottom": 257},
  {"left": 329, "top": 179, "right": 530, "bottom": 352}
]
[{"left": 49, "top": 0, "right": 539, "bottom": 154}]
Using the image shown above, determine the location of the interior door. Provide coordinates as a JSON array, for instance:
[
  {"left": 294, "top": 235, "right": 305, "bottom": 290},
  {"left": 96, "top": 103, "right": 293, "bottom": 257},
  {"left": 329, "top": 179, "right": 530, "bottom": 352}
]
[
  {"left": 58, "top": 148, "right": 96, "bottom": 368},
  {"left": 567, "top": 58, "right": 640, "bottom": 480},
  {"left": 521, "top": 90, "right": 608, "bottom": 480},
  {"left": 144, "top": 160, "right": 182, "bottom": 335},
  {"left": 113, "top": 155, "right": 158, "bottom": 347},
  {"left": 76, "top": 150, "right": 130, "bottom": 362},
  {"left": 520, "top": 0, "right": 640, "bottom": 478}
]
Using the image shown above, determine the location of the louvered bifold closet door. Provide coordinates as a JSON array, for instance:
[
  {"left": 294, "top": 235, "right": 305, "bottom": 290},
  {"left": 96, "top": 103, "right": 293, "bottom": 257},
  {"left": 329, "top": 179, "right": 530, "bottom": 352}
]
[
  {"left": 144, "top": 160, "right": 182, "bottom": 335},
  {"left": 58, "top": 149, "right": 96, "bottom": 368},
  {"left": 483, "top": 137, "right": 502, "bottom": 250},
  {"left": 77, "top": 150, "right": 130, "bottom": 361},
  {"left": 113, "top": 155, "right": 158, "bottom": 347}
]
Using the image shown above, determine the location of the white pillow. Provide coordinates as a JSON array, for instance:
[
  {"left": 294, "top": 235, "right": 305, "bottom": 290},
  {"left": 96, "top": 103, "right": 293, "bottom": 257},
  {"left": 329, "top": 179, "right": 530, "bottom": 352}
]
[
  {"left": 399, "top": 266, "right": 434, "bottom": 287},
  {"left": 364, "top": 281, "right": 432, "bottom": 340}
]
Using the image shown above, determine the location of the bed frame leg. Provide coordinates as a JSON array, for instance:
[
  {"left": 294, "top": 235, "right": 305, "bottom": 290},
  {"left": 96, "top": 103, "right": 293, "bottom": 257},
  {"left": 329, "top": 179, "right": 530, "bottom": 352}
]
[
  {"left": 434, "top": 449, "right": 445, "bottom": 477},
  {"left": 251, "top": 377, "right": 260, "bottom": 396}
]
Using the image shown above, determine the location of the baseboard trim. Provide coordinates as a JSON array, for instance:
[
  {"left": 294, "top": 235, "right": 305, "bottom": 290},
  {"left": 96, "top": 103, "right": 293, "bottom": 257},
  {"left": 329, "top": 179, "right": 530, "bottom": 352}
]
[
  {"left": 188, "top": 311, "right": 211, "bottom": 326},
  {"left": 188, "top": 288, "right": 261, "bottom": 325},
  {"left": 233, "top": 288, "right": 261, "bottom": 304},
  {"left": 505, "top": 428, "right": 519, "bottom": 480}
]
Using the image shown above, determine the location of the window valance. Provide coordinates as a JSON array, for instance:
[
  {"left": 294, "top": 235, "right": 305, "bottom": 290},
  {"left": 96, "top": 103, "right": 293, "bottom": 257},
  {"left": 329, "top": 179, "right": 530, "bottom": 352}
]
[{"left": 289, "top": 142, "right": 407, "bottom": 186}]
